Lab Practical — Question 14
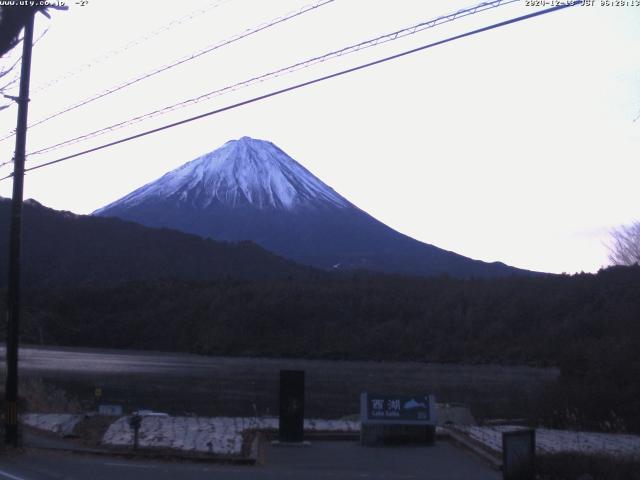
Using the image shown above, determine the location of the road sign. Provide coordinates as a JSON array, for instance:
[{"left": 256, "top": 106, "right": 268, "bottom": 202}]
[
  {"left": 98, "top": 404, "right": 123, "bottom": 416},
  {"left": 361, "top": 393, "right": 437, "bottom": 425}
]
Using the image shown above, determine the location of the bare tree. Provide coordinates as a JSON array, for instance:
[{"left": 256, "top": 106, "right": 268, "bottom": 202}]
[{"left": 608, "top": 222, "right": 640, "bottom": 266}]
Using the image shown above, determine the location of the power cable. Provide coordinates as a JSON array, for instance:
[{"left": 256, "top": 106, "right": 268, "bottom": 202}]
[
  {"left": 0, "top": 0, "right": 335, "bottom": 142},
  {"left": 0, "top": 26, "right": 50, "bottom": 94},
  {"left": 0, "top": 1, "right": 581, "bottom": 182},
  {"left": 24, "top": 0, "right": 520, "bottom": 158},
  {"left": 28, "top": 0, "right": 232, "bottom": 95}
]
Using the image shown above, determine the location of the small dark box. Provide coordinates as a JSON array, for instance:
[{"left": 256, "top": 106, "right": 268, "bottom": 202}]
[{"left": 502, "top": 429, "right": 535, "bottom": 480}]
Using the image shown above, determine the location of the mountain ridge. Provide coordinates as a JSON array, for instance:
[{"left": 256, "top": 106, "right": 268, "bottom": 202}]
[{"left": 0, "top": 197, "right": 315, "bottom": 288}]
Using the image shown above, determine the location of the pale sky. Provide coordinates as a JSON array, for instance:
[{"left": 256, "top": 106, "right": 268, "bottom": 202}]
[{"left": 0, "top": 0, "right": 638, "bottom": 274}]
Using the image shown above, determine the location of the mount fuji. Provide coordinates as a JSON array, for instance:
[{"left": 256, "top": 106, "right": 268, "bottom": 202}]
[{"left": 94, "top": 136, "right": 527, "bottom": 278}]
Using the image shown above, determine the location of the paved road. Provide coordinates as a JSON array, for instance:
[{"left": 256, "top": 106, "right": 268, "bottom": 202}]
[
  {"left": 0, "top": 441, "right": 499, "bottom": 479},
  {"left": 0, "top": 345, "right": 557, "bottom": 418}
]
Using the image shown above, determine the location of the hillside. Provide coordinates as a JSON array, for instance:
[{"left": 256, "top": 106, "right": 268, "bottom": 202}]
[{"left": 0, "top": 198, "right": 315, "bottom": 288}]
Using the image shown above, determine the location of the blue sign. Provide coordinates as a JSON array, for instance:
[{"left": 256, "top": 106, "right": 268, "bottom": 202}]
[{"left": 361, "top": 393, "right": 436, "bottom": 425}]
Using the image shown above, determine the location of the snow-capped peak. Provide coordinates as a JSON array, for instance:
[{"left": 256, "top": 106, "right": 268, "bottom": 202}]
[{"left": 97, "top": 137, "right": 350, "bottom": 212}]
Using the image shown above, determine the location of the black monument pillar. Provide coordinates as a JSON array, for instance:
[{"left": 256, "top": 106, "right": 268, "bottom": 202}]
[{"left": 278, "top": 370, "right": 305, "bottom": 443}]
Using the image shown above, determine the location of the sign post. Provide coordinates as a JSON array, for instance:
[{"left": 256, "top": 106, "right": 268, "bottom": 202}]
[{"left": 128, "top": 414, "right": 142, "bottom": 451}]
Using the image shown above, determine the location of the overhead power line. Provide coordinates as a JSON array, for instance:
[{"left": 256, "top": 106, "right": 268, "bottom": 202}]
[
  {"left": 0, "top": 1, "right": 581, "bottom": 182},
  {"left": 0, "top": 25, "right": 51, "bottom": 94},
  {"left": 24, "top": 0, "right": 520, "bottom": 158},
  {"left": 27, "top": 0, "right": 232, "bottom": 96},
  {"left": 0, "top": 0, "right": 334, "bottom": 143}
]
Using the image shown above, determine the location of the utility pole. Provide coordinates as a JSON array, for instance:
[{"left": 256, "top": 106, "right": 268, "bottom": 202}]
[{"left": 4, "top": 9, "right": 35, "bottom": 447}]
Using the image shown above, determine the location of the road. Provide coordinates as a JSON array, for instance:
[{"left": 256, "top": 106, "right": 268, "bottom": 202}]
[
  {"left": 0, "top": 345, "right": 558, "bottom": 418},
  {"left": 0, "top": 441, "right": 499, "bottom": 479}
]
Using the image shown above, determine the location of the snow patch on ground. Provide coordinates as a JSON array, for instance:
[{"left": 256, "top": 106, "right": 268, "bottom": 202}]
[
  {"left": 102, "top": 416, "right": 360, "bottom": 456},
  {"left": 102, "top": 416, "right": 244, "bottom": 455},
  {"left": 21, "top": 413, "right": 83, "bottom": 437},
  {"left": 454, "top": 425, "right": 640, "bottom": 458}
]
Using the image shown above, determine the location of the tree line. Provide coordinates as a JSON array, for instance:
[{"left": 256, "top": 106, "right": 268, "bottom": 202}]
[{"left": 5, "top": 264, "right": 640, "bottom": 432}]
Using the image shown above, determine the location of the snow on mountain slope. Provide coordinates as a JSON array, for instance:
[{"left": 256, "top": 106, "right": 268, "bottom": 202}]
[{"left": 95, "top": 137, "right": 349, "bottom": 214}]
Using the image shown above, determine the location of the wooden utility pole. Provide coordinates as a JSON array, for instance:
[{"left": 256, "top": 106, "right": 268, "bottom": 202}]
[{"left": 4, "top": 9, "right": 35, "bottom": 447}]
